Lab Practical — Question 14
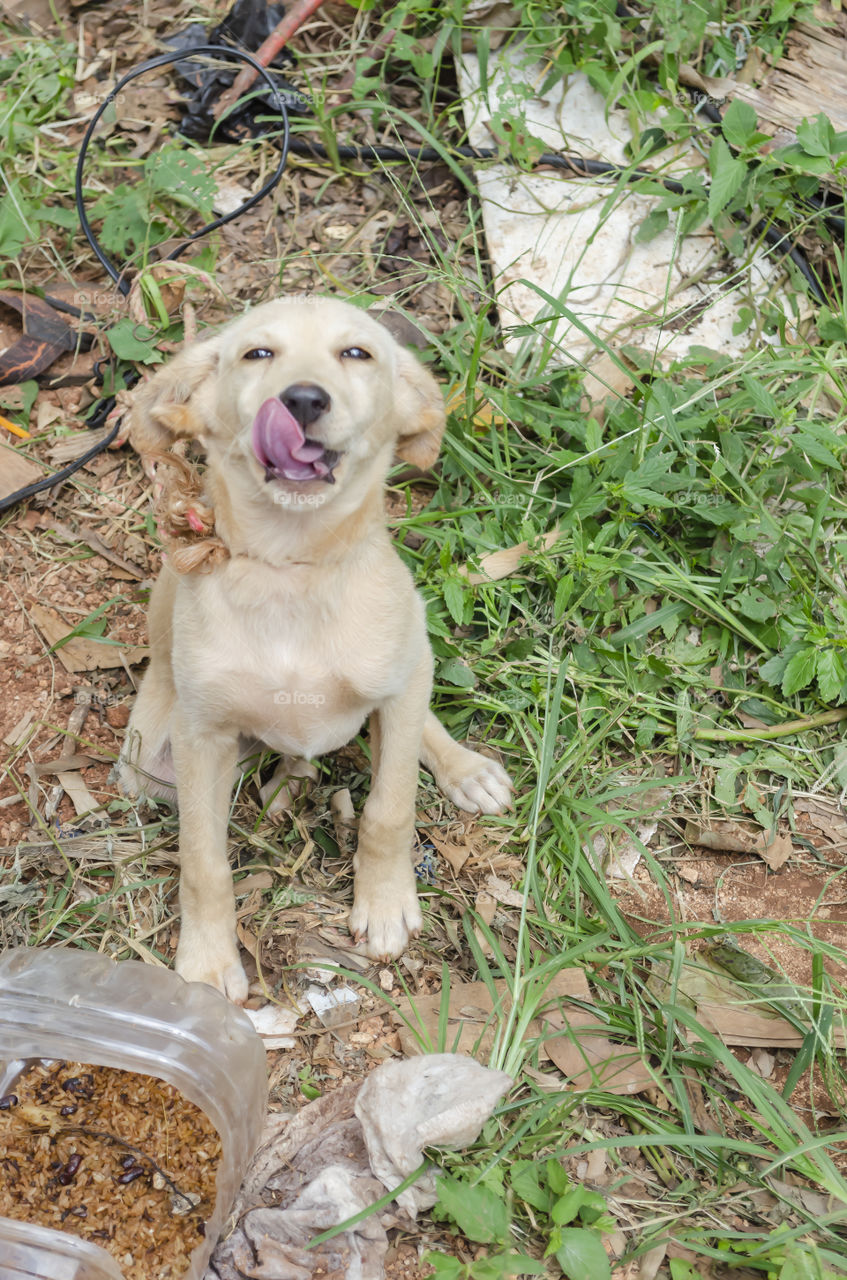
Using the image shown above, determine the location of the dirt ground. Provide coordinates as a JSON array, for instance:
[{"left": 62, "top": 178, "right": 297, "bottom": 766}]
[{"left": 3, "top": 0, "right": 847, "bottom": 1275}]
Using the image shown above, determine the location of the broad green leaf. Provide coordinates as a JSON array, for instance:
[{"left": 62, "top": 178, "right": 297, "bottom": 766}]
[
  {"left": 509, "top": 1161, "right": 550, "bottom": 1214},
  {"left": 438, "top": 658, "right": 477, "bottom": 689},
  {"left": 443, "top": 578, "right": 467, "bottom": 625},
  {"left": 721, "top": 98, "right": 758, "bottom": 148},
  {"left": 781, "top": 647, "right": 818, "bottom": 697},
  {"left": 145, "top": 149, "right": 217, "bottom": 218},
  {"left": 435, "top": 1176, "right": 510, "bottom": 1245},
  {"left": 817, "top": 648, "right": 847, "bottom": 702},
  {"left": 670, "top": 1261, "right": 707, "bottom": 1279},
  {"left": 554, "top": 1229, "right": 611, "bottom": 1280},
  {"left": 96, "top": 185, "right": 151, "bottom": 257},
  {"left": 796, "top": 114, "right": 835, "bottom": 157},
  {"left": 636, "top": 715, "right": 658, "bottom": 747},
  {"left": 708, "top": 137, "right": 746, "bottom": 221},
  {"left": 106, "top": 318, "right": 164, "bottom": 363},
  {"left": 635, "top": 208, "right": 669, "bottom": 243},
  {"left": 734, "top": 588, "right": 777, "bottom": 621},
  {"left": 471, "top": 1253, "right": 546, "bottom": 1279},
  {"left": 791, "top": 432, "right": 841, "bottom": 469},
  {"left": 545, "top": 1159, "right": 570, "bottom": 1196},
  {"left": 551, "top": 1186, "right": 590, "bottom": 1226},
  {"left": 424, "top": 1252, "right": 465, "bottom": 1280}
]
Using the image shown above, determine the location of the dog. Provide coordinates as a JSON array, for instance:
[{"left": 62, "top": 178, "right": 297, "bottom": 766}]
[{"left": 116, "top": 296, "right": 513, "bottom": 1002}]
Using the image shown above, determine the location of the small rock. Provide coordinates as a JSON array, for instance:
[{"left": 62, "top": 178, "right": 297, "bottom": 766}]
[{"left": 106, "top": 703, "right": 130, "bottom": 728}]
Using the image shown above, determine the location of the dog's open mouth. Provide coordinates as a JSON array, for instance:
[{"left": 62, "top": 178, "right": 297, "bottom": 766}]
[{"left": 252, "top": 398, "right": 340, "bottom": 484}]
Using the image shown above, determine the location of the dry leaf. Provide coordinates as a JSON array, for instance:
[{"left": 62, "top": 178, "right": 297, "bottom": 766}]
[
  {"left": 472, "top": 888, "right": 497, "bottom": 955},
  {"left": 542, "top": 1008, "right": 654, "bottom": 1095},
  {"left": 30, "top": 603, "right": 148, "bottom": 673},
  {"left": 460, "top": 529, "right": 560, "bottom": 584},
  {"left": 394, "top": 972, "right": 590, "bottom": 1059},
  {"left": 55, "top": 770, "right": 101, "bottom": 819},
  {"left": 579, "top": 351, "right": 635, "bottom": 424},
  {"left": 484, "top": 874, "right": 525, "bottom": 908},
  {"left": 651, "top": 958, "right": 847, "bottom": 1049},
  {"left": 0, "top": 445, "right": 42, "bottom": 503},
  {"left": 684, "top": 819, "right": 792, "bottom": 869},
  {"left": 429, "top": 830, "right": 472, "bottom": 874},
  {"left": 46, "top": 519, "right": 147, "bottom": 579}
]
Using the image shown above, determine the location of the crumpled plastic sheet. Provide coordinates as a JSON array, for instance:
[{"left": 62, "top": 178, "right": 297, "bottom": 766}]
[
  {"left": 355, "top": 1055, "right": 513, "bottom": 1215},
  {"left": 205, "top": 1055, "right": 512, "bottom": 1280},
  {"left": 166, "top": 0, "right": 311, "bottom": 142}
]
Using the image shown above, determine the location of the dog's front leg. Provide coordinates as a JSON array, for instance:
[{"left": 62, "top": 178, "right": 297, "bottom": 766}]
[
  {"left": 349, "top": 655, "right": 432, "bottom": 960},
  {"left": 170, "top": 712, "right": 246, "bottom": 1002}
]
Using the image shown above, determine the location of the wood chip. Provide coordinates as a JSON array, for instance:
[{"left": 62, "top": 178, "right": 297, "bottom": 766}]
[
  {"left": 3, "top": 709, "right": 35, "bottom": 748},
  {"left": 55, "top": 771, "right": 102, "bottom": 819},
  {"left": 731, "top": 11, "right": 847, "bottom": 142},
  {"left": 0, "top": 445, "right": 42, "bottom": 503}
]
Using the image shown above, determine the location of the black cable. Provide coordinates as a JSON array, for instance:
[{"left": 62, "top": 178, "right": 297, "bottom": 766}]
[
  {"left": 75, "top": 45, "right": 291, "bottom": 293},
  {"left": 1, "top": 43, "right": 833, "bottom": 517},
  {"left": 287, "top": 138, "right": 825, "bottom": 300},
  {"left": 0, "top": 46, "right": 294, "bottom": 518}
]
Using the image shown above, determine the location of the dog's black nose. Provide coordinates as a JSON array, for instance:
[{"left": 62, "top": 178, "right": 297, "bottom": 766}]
[{"left": 280, "top": 383, "right": 331, "bottom": 428}]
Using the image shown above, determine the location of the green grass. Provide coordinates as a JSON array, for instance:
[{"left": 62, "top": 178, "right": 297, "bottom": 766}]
[{"left": 3, "top": 1, "right": 847, "bottom": 1277}]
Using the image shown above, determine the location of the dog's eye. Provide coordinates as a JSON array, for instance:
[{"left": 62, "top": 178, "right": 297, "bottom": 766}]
[
  {"left": 340, "top": 347, "right": 372, "bottom": 361},
  {"left": 243, "top": 348, "right": 275, "bottom": 360}
]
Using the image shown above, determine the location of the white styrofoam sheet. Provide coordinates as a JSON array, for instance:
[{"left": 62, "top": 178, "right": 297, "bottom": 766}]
[{"left": 457, "top": 49, "right": 790, "bottom": 368}]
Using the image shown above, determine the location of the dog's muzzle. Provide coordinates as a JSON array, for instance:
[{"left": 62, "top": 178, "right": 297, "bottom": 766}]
[{"left": 252, "top": 397, "right": 340, "bottom": 484}]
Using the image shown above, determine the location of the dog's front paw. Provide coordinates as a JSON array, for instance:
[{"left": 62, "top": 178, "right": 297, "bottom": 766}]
[
  {"left": 349, "top": 862, "right": 423, "bottom": 961},
  {"left": 175, "top": 931, "right": 248, "bottom": 1004},
  {"left": 436, "top": 747, "right": 513, "bottom": 815}
]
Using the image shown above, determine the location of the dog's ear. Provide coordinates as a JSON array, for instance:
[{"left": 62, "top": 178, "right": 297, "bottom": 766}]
[
  {"left": 127, "top": 332, "right": 222, "bottom": 456},
  {"left": 392, "top": 346, "right": 446, "bottom": 469}
]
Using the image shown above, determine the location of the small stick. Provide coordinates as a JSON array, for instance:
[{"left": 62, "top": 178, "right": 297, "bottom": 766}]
[{"left": 213, "top": 0, "right": 326, "bottom": 121}]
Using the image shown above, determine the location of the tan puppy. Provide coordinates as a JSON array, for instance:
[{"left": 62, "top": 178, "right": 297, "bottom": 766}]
[{"left": 116, "top": 296, "right": 513, "bottom": 1002}]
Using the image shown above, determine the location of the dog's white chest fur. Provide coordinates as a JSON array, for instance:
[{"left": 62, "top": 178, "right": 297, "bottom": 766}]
[{"left": 170, "top": 555, "right": 423, "bottom": 759}]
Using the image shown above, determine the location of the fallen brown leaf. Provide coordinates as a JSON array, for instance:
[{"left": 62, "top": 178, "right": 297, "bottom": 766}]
[
  {"left": 684, "top": 819, "right": 792, "bottom": 870},
  {"left": 30, "top": 603, "right": 148, "bottom": 673},
  {"left": 460, "top": 529, "right": 560, "bottom": 584}
]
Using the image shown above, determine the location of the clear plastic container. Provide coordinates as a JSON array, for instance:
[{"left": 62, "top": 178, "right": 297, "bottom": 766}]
[{"left": 0, "top": 947, "right": 267, "bottom": 1280}]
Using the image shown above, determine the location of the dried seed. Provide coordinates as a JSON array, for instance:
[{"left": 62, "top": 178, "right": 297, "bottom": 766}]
[
  {"left": 59, "top": 1104, "right": 77, "bottom": 1117},
  {"left": 116, "top": 1166, "right": 144, "bottom": 1185},
  {"left": 58, "top": 1153, "right": 82, "bottom": 1186},
  {"left": 0, "top": 1095, "right": 17, "bottom": 1110},
  {"left": 62, "top": 1075, "right": 94, "bottom": 1097}
]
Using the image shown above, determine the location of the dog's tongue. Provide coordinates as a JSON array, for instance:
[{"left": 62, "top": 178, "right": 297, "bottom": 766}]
[{"left": 252, "top": 398, "right": 332, "bottom": 481}]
